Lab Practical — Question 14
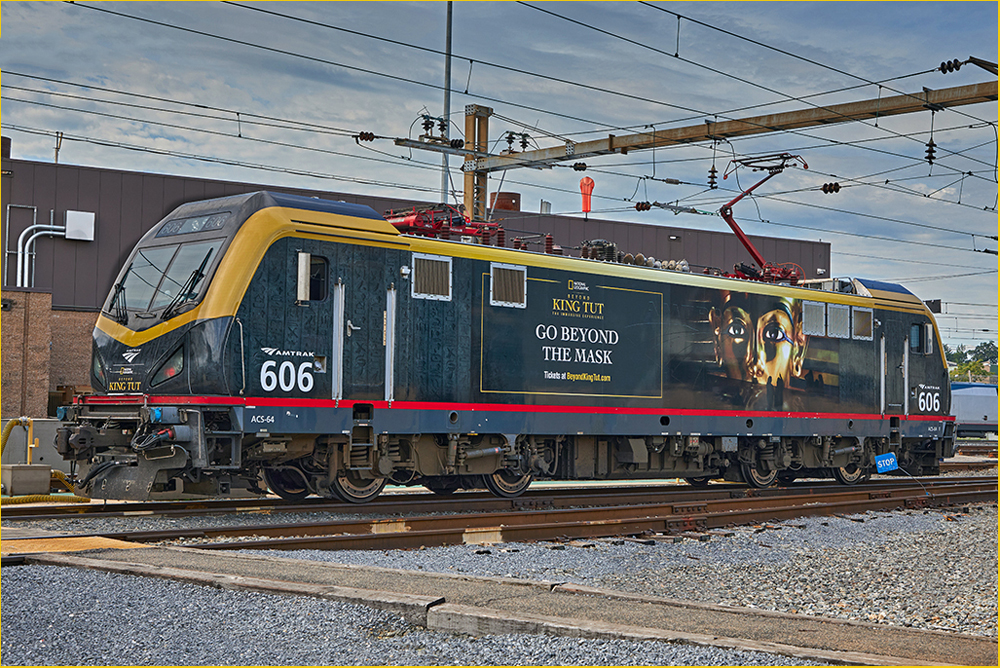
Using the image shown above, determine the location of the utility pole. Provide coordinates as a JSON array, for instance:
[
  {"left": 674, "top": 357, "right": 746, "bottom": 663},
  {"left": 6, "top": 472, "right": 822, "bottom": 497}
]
[
  {"left": 440, "top": 1, "right": 453, "bottom": 203},
  {"left": 463, "top": 105, "right": 492, "bottom": 221}
]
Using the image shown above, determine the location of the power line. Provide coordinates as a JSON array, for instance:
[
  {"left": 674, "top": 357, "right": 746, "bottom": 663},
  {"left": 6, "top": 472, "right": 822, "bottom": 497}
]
[
  {"left": 2, "top": 71, "right": 359, "bottom": 137},
  {"left": 832, "top": 250, "right": 996, "bottom": 270},
  {"left": 14, "top": 3, "right": 997, "bottom": 260},
  {"left": 886, "top": 269, "right": 996, "bottom": 283},
  {"left": 4, "top": 123, "right": 442, "bottom": 194},
  {"left": 665, "top": 184, "right": 993, "bottom": 240},
  {"left": 1, "top": 80, "right": 358, "bottom": 139},
  {"left": 64, "top": 2, "right": 665, "bottom": 135},
  {"left": 72, "top": 0, "right": 995, "bottom": 185},
  {"left": 518, "top": 2, "right": 997, "bottom": 177},
  {"left": 492, "top": 173, "right": 996, "bottom": 255},
  {"left": 11, "top": 94, "right": 992, "bottom": 255},
  {"left": 223, "top": 1, "right": 705, "bottom": 119},
  {"left": 2, "top": 94, "right": 446, "bottom": 173},
  {"left": 16, "top": 69, "right": 991, "bottom": 219},
  {"left": 637, "top": 0, "right": 995, "bottom": 129}
]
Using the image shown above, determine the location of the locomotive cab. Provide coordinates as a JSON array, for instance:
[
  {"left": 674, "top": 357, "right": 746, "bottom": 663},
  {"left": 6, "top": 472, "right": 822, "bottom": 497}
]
[{"left": 90, "top": 191, "right": 387, "bottom": 397}]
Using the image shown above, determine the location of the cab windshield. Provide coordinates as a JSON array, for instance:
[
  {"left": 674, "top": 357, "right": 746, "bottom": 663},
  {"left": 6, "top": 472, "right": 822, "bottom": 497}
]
[{"left": 108, "top": 239, "right": 223, "bottom": 319}]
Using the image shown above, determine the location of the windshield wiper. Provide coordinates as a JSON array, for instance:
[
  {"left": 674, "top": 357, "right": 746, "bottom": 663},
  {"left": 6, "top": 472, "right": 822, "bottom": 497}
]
[
  {"left": 109, "top": 265, "right": 131, "bottom": 325},
  {"left": 161, "top": 248, "right": 214, "bottom": 320}
]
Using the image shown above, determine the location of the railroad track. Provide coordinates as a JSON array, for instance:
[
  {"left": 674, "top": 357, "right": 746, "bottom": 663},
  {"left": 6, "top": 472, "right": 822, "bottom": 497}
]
[
  {"left": 955, "top": 442, "right": 998, "bottom": 457},
  {"left": 4, "top": 477, "right": 995, "bottom": 556},
  {"left": 2, "top": 474, "right": 993, "bottom": 522}
]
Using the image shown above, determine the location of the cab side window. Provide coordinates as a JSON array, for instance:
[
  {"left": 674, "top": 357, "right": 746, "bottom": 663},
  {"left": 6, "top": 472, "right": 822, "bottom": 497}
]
[{"left": 910, "top": 322, "right": 934, "bottom": 355}]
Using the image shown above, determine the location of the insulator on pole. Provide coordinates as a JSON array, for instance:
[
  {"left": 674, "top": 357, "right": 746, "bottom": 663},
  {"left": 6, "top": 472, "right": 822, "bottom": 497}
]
[{"left": 939, "top": 59, "right": 963, "bottom": 73}]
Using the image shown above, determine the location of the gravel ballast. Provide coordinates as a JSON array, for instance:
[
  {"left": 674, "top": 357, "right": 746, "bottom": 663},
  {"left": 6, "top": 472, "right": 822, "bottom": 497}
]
[
  {"left": 0, "top": 565, "right": 824, "bottom": 666},
  {"left": 2, "top": 476, "right": 996, "bottom": 665},
  {"left": 268, "top": 504, "right": 998, "bottom": 638}
]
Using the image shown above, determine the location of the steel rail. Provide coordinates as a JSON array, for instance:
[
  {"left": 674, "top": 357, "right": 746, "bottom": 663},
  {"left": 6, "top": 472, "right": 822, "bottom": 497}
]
[
  {"left": 2, "top": 476, "right": 992, "bottom": 521},
  {"left": 189, "top": 480, "right": 1000, "bottom": 550},
  {"left": 9, "top": 478, "right": 993, "bottom": 551}
]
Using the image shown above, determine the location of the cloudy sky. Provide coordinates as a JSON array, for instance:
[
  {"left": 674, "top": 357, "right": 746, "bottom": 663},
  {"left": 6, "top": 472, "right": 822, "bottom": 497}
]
[{"left": 1, "top": 1, "right": 996, "bottom": 348}]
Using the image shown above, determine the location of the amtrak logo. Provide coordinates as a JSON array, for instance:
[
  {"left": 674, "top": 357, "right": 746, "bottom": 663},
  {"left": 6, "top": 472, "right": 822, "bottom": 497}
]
[
  {"left": 122, "top": 349, "right": 141, "bottom": 363},
  {"left": 261, "top": 347, "right": 315, "bottom": 357}
]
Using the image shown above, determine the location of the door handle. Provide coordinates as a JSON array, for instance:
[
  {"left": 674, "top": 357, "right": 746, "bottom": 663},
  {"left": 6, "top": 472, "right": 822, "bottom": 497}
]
[{"left": 346, "top": 319, "right": 361, "bottom": 337}]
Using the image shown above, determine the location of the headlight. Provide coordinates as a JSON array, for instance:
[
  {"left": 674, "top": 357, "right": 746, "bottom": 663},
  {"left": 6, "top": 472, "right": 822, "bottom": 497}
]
[
  {"left": 150, "top": 347, "right": 184, "bottom": 387},
  {"left": 92, "top": 351, "right": 108, "bottom": 389}
]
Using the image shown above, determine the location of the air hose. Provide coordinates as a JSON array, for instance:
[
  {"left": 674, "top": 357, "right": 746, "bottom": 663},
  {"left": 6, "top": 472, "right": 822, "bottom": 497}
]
[{"left": 1, "top": 417, "right": 91, "bottom": 505}]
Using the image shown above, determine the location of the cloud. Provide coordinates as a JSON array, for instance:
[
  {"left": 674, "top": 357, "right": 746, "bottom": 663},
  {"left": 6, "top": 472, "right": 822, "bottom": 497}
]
[{"left": 1, "top": 1, "right": 995, "bottom": 345}]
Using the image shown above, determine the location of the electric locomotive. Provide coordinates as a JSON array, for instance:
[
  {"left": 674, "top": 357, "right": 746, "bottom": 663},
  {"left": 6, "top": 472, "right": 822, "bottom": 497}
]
[{"left": 56, "top": 190, "right": 955, "bottom": 502}]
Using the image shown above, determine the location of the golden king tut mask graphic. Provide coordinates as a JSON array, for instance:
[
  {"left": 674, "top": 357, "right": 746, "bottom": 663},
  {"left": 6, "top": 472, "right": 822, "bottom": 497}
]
[
  {"left": 710, "top": 292, "right": 809, "bottom": 409},
  {"left": 709, "top": 291, "right": 754, "bottom": 381},
  {"left": 749, "top": 297, "right": 806, "bottom": 386}
]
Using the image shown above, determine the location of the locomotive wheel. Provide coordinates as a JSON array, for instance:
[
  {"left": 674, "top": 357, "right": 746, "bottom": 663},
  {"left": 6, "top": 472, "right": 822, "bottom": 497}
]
[
  {"left": 685, "top": 476, "right": 712, "bottom": 487},
  {"left": 483, "top": 470, "right": 532, "bottom": 498},
  {"left": 777, "top": 472, "right": 798, "bottom": 485},
  {"left": 832, "top": 463, "right": 869, "bottom": 486},
  {"left": 263, "top": 468, "right": 310, "bottom": 501},
  {"left": 332, "top": 472, "right": 386, "bottom": 504},
  {"left": 741, "top": 461, "right": 778, "bottom": 488},
  {"left": 423, "top": 476, "right": 462, "bottom": 496}
]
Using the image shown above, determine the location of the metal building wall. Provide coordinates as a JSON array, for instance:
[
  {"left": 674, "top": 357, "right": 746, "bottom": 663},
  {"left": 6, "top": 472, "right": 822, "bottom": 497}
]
[{"left": 1, "top": 155, "right": 830, "bottom": 311}]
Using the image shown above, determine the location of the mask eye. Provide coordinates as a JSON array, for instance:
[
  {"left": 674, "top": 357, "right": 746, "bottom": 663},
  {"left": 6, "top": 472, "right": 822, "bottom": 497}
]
[
  {"left": 726, "top": 322, "right": 746, "bottom": 339},
  {"left": 762, "top": 321, "right": 790, "bottom": 343}
]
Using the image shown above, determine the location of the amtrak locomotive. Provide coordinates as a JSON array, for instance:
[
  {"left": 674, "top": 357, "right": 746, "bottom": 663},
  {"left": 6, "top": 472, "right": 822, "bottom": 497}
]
[{"left": 57, "top": 191, "right": 954, "bottom": 502}]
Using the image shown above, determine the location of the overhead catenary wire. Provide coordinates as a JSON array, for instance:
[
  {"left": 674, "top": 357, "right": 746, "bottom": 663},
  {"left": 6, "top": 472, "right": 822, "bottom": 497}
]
[
  {"left": 10, "top": 71, "right": 992, "bottom": 221},
  {"left": 4, "top": 123, "right": 443, "bottom": 194},
  {"left": 2, "top": 72, "right": 361, "bottom": 137},
  {"left": 637, "top": 0, "right": 996, "bottom": 129},
  {"left": 1, "top": 95, "right": 447, "bottom": 174},
  {"left": 8, "top": 2, "right": 993, "bottom": 269},
  {"left": 71, "top": 0, "right": 995, "bottom": 185},
  {"left": 832, "top": 250, "right": 995, "bottom": 271},
  {"left": 884, "top": 269, "right": 997, "bottom": 283},
  {"left": 63, "top": 2, "right": 671, "bottom": 135},
  {"left": 516, "top": 2, "right": 997, "bottom": 176},
  {"left": 54, "top": 0, "right": 999, "bottom": 215}
]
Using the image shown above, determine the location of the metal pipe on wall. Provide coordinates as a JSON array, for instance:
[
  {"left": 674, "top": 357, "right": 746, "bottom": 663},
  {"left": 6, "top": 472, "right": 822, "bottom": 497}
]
[
  {"left": 21, "top": 228, "right": 66, "bottom": 287},
  {"left": 15, "top": 221, "right": 63, "bottom": 287},
  {"left": 5, "top": 204, "right": 37, "bottom": 287}
]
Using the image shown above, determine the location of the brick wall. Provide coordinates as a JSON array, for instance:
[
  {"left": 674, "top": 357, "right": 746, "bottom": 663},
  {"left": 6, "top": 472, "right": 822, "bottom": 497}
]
[
  {"left": 50, "top": 309, "right": 98, "bottom": 392},
  {"left": 1, "top": 289, "right": 53, "bottom": 418}
]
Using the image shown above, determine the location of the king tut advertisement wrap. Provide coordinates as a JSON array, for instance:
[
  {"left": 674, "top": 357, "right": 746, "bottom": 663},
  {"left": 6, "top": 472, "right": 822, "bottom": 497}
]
[
  {"left": 480, "top": 273, "right": 663, "bottom": 398},
  {"left": 479, "top": 266, "right": 877, "bottom": 412}
]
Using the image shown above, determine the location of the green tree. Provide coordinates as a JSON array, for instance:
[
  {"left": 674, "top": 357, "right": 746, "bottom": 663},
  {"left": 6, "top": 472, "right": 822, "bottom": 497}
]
[
  {"left": 972, "top": 341, "right": 997, "bottom": 364},
  {"left": 944, "top": 344, "right": 969, "bottom": 364}
]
